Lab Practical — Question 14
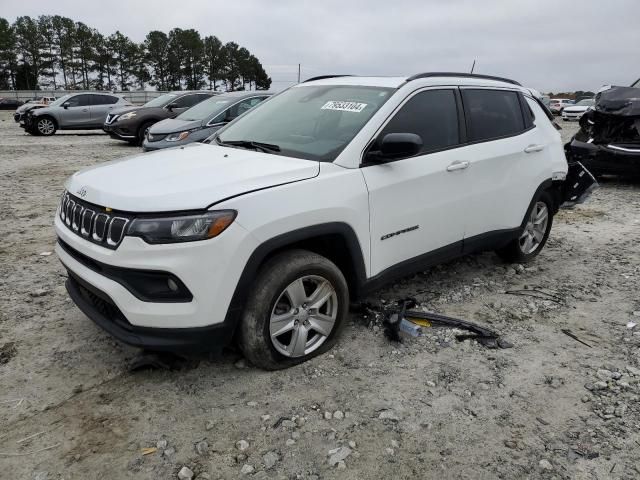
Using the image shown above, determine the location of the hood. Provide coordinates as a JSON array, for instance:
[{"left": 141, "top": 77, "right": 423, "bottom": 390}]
[
  {"left": 65, "top": 143, "right": 320, "bottom": 212},
  {"left": 564, "top": 105, "right": 591, "bottom": 113},
  {"left": 149, "top": 118, "right": 203, "bottom": 134},
  {"left": 594, "top": 86, "right": 640, "bottom": 117},
  {"left": 110, "top": 105, "right": 147, "bottom": 116},
  {"left": 17, "top": 103, "right": 45, "bottom": 113}
]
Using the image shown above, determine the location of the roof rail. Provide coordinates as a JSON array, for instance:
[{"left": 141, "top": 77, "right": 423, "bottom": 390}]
[
  {"left": 303, "top": 75, "right": 353, "bottom": 83},
  {"left": 406, "top": 72, "right": 521, "bottom": 86}
]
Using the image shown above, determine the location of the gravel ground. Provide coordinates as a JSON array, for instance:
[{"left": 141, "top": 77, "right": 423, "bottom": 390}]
[{"left": 1, "top": 111, "right": 639, "bottom": 480}]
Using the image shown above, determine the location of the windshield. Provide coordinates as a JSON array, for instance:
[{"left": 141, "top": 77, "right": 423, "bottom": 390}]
[
  {"left": 177, "top": 96, "right": 235, "bottom": 122},
  {"left": 143, "top": 93, "right": 178, "bottom": 108},
  {"left": 217, "top": 85, "right": 393, "bottom": 161},
  {"left": 576, "top": 99, "right": 595, "bottom": 106},
  {"left": 49, "top": 94, "right": 73, "bottom": 107}
]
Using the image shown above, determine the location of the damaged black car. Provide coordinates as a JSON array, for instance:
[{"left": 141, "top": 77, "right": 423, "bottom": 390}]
[{"left": 565, "top": 78, "right": 640, "bottom": 177}]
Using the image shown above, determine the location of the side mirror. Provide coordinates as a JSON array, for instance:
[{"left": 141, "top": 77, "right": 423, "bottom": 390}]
[
  {"left": 166, "top": 103, "right": 178, "bottom": 111},
  {"left": 367, "top": 133, "right": 423, "bottom": 162},
  {"left": 62, "top": 102, "right": 70, "bottom": 109}
]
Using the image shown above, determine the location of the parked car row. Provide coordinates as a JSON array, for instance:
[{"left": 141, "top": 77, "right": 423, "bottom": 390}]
[
  {"left": 15, "top": 89, "right": 273, "bottom": 149},
  {"left": 54, "top": 72, "right": 597, "bottom": 369}
]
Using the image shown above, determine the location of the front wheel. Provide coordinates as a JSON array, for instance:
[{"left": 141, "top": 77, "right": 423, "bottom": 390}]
[
  {"left": 136, "top": 121, "right": 155, "bottom": 146},
  {"left": 496, "top": 191, "right": 554, "bottom": 263},
  {"left": 36, "top": 117, "right": 57, "bottom": 136},
  {"left": 237, "top": 249, "right": 349, "bottom": 370}
]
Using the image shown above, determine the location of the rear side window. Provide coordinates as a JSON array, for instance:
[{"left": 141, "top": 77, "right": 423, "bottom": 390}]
[
  {"left": 378, "top": 89, "right": 459, "bottom": 154},
  {"left": 462, "top": 89, "right": 525, "bottom": 142},
  {"left": 91, "top": 95, "right": 119, "bottom": 105}
]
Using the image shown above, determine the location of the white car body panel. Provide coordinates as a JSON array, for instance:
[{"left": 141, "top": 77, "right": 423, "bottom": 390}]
[{"left": 65, "top": 143, "right": 319, "bottom": 212}]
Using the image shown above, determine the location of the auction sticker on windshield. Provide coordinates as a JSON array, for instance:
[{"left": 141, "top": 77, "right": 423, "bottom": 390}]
[{"left": 321, "top": 101, "right": 367, "bottom": 113}]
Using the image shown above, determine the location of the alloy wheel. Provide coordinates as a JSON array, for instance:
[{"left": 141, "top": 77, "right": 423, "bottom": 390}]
[
  {"left": 37, "top": 118, "right": 55, "bottom": 135},
  {"left": 269, "top": 275, "right": 338, "bottom": 358},
  {"left": 519, "top": 201, "right": 549, "bottom": 254}
]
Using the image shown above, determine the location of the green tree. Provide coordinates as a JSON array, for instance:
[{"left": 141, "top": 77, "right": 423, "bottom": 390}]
[
  {"left": 203, "top": 35, "right": 223, "bottom": 91},
  {"left": 168, "top": 28, "right": 205, "bottom": 90},
  {"left": 108, "top": 31, "right": 137, "bottom": 90},
  {"left": 38, "top": 16, "right": 58, "bottom": 89},
  {"left": 0, "top": 17, "right": 18, "bottom": 89},
  {"left": 92, "top": 32, "right": 114, "bottom": 90},
  {"left": 50, "top": 16, "right": 76, "bottom": 89},
  {"left": 13, "top": 16, "right": 44, "bottom": 90},
  {"left": 144, "top": 30, "right": 170, "bottom": 90},
  {"left": 74, "top": 22, "right": 95, "bottom": 89}
]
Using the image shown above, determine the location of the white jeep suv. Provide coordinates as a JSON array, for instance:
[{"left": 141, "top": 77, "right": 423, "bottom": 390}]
[{"left": 56, "top": 73, "right": 577, "bottom": 369}]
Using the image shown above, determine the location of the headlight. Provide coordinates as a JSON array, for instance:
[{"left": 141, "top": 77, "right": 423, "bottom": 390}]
[
  {"left": 166, "top": 130, "right": 191, "bottom": 142},
  {"left": 118, "top": 111, "right": 137, "bottom": 121},
  {"left": 127, "top": 210, "right": 236, "bottom": 244}
]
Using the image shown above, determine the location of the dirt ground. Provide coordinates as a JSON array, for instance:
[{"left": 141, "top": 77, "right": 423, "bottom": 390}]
[{"left": 1, "top": 110, "right": 639, "bottom": 480}]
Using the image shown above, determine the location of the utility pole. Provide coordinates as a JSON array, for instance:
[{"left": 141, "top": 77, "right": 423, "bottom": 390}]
[{"left": 297, "top": 64, "right": 301, "bottom": 83}]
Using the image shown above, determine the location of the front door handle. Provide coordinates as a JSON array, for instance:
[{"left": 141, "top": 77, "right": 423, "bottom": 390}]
[
  {"left": 524, "top": 144, "right": 544, "bottom": 153},
  {"left": 446, "top": 161, "right": 470, "bottom": 172},
  {"left": 82, "top": 108, "right": 88, "bottom": 112}
]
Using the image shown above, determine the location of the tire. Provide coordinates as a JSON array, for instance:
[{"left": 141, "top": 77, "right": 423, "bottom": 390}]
[
  {"left": 496, "top": 190, "right": 554, "bottom": 263},
  {"left": 237, "top": 249, "right": 349, "bottom": 370},
  {"left": 136, "top": 121, "right": 155, "bottom": 146},
  {"left": 35, "top": 116, "right": 57, "bottom": 136}
]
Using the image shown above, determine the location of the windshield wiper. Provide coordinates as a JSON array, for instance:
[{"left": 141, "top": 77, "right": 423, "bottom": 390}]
[{"left": 217, "top": 138, "right": 281, "bottom": 153}]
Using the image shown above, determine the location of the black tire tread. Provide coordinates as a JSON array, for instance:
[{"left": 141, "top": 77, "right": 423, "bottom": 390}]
[{"left": 237, "top": 249, "right": 349, "bottom": 370}]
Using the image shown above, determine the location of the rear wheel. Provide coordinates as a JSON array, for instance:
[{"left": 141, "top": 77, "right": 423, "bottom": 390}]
[
  {"left": 496, "top": 191, "right": 554, "bottom": 263},
  {"left": 237, "top": 249, "right": 349, "bottom": 370},
  {"left": 36, "top": 116, "right": 57, "bottom": 136}
]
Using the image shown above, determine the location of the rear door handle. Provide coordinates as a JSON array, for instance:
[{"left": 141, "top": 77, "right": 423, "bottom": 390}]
[
  {"left": 446, "top": 161, "right": 470, "bottom": 172},
  {"left": 524, "top": 144, "right": 544, "bottom": 153}
]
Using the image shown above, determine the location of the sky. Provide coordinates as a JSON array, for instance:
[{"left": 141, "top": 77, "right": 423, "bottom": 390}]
[{"left": 2, "top": 0, "right": 639, "bottom": 93}]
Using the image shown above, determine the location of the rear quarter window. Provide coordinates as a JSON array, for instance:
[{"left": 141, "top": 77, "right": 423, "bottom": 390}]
[{"left": 461, "top": 89, "right": 526, "bottom": 142}]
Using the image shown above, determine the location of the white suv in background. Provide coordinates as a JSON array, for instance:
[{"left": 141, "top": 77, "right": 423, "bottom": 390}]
[
  {"left": 56, "top": 73, "right": 578, "bottom": 369},
  {"left": 548, "top": 98, "right": 574, "bottom": 115}
]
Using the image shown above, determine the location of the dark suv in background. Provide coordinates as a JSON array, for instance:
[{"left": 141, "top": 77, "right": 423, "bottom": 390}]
[{"left": 103, "top": 91, "right": 217, "bottom": 145}]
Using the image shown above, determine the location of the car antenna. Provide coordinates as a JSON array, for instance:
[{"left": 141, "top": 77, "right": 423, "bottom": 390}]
[{"left": 470, "top": 59, "right": 476, "bottom": 74}]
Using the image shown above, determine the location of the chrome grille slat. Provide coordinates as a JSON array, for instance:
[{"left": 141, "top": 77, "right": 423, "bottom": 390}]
[{"left": 58, "top": 192, "right": 131, "bottom": 250}]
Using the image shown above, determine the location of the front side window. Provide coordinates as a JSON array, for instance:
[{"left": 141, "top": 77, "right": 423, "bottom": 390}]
[
  {"left": 143, "top": 93, "right": 178, "bottom": 108},
  {"left": 462, "top": 89, "right": 525, "bottom": 142},
  {"left": 211, "top": 97, "right": 269, "bottom": 124},
  {"left": 217, "top": 85, "right": 393, "bottom": 161},
  {"left": 174, "top": 94, "right": 207, "bottom": 109},
  {"left": 375, "top": 89, "right": 459, "bottom": 155},
  {"left": 65, "top": 95, "right": 92, "bottom": 107}
]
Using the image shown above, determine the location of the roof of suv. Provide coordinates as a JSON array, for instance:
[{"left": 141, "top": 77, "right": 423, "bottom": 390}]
[{"left": 301, "top": 72, "right": 523, "bottom": 90}]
